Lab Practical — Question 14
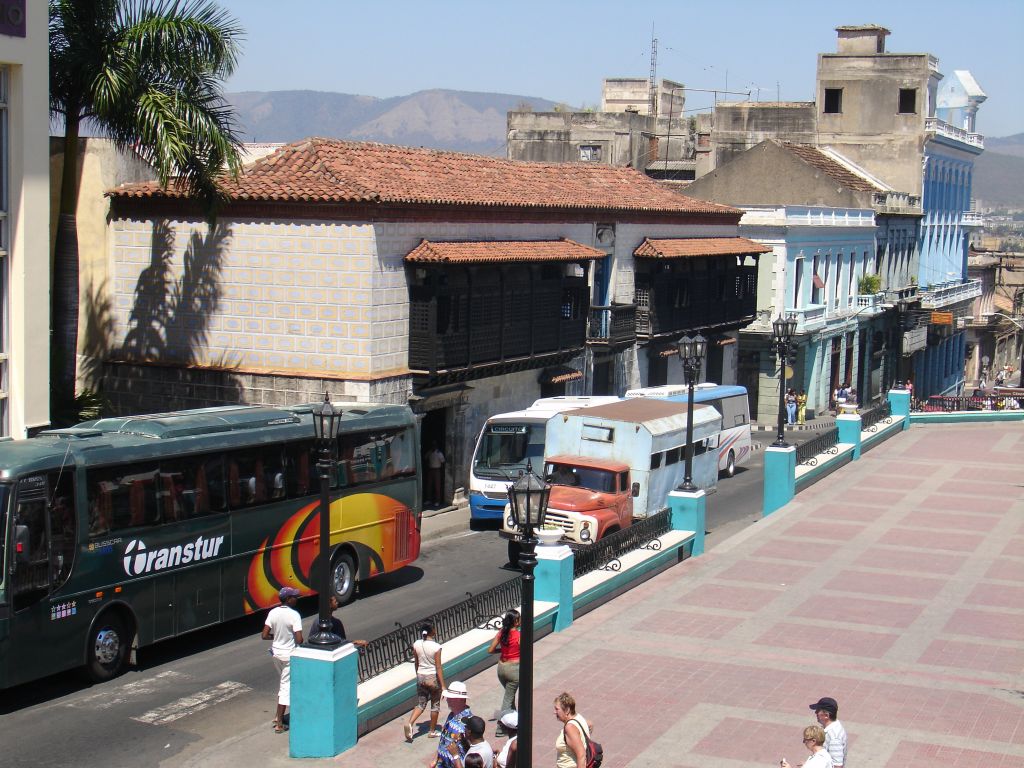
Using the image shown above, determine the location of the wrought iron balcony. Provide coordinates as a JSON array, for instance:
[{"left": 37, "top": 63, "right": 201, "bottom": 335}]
[{"left": 587, "top": 303, "right": 637, "bottom": 348}]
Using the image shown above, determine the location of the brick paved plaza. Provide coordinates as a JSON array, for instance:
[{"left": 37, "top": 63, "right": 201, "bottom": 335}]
[{"left": 191, "top": 422, "right": 1024, "bottom": 767}]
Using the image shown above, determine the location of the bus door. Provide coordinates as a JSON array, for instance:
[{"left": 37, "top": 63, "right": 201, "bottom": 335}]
[{"left": 8, "top": 471, "right": 78, "bottom": 684}]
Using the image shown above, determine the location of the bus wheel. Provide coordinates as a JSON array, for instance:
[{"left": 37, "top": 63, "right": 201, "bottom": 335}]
[
  {"left": 331, "top": 551, "right": 357, "bottom": 606},
  {"left": 507, "top": 540, "right": 522, "bottom": 568},
  {"left": 86, "top": 611, "right": 131, "bottom": 682},
  {"left": 724, "top": 450, "right": 736, "bottom": 478}
]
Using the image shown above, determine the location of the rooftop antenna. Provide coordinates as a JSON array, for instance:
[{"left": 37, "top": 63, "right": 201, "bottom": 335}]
[{"left": 648, "top": 26, "right": 658, "bottom": 118}]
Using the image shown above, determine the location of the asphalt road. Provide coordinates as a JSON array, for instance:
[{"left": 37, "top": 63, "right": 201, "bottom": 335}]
[{"left": 0, "top": 426, "right": 813, "bottom": 768}]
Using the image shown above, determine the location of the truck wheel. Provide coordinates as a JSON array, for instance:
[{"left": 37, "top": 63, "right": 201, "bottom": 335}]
[
  {"left": 331, "top": 550, "right": 357, "bottom": 606},
  {"left": 85, "top": 611, "right": 131, "bottom": 683},
  {"left": 724, "top": 450, "right": 736, "bottom": 478},
  {"left": 507, "top": 540, "right": 522, "bottom": 568}
]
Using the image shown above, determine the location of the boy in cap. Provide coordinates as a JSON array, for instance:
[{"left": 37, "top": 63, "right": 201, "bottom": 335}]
[
  {"left": 430, "top": 682, "right": 473, "bottom": 768},
  {"left": 494, "top": 711, "right": 518, "bottom": 768},
  {"left": 809, "top": 696, "right": 847, "bottom": 768},
  {"left": 262, "top": 586, "right": 303, "bottom": 733},
  {"left": 457, "top": 715, "right": 494, "bottom": 768}
]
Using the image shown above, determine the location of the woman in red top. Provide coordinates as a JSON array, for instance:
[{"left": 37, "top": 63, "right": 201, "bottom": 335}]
[{"left": 488, "top": 609, "right": 521, "bottom": 735}]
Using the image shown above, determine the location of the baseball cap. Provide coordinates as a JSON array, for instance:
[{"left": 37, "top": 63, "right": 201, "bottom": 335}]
[
  {"left": 499, "top": 711, "right": 519, "bottom": 730},
  {"left": 442, "top": 681, "right": 469, "bottom": 700},
  {"left": 461, "top": 715, "right": 486, "bottom": 736},
  {"left": 808, "top": 696, "right": 838, "bottom": 716},
  {"left": 279, "top": 586, "right": 301, "bottom": 601}
]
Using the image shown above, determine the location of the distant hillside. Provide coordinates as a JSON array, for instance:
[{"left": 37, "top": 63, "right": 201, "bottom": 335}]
[
  {"left": 226, "top": 89, "right": 562, "bottom": 156},
  {"left": 986, "top": 133, "right": 1024, "bottom": 158},
  {"left": 974, "top": 143, "right": 1024, "bottom": 209}
]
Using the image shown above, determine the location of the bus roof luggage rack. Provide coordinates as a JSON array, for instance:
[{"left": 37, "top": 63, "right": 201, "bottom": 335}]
[{"left": 38, "top": 427, "right": 105, "bottom": 439}]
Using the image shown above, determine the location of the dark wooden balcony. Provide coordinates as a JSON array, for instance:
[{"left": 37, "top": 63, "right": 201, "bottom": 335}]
[
  {"left": 408, "top": 264, "right": 589, "bottom": 384},
  {"left": 635, "top": 265, "right": 758, "bottom": 338},
  {"left": 587, "top": 303, "right": 637, "bottom": 349}
]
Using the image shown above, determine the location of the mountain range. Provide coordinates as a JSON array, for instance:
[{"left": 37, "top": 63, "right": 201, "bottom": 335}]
[{"left": 226, "top": 89, "right": 1023, "bottom": 209}]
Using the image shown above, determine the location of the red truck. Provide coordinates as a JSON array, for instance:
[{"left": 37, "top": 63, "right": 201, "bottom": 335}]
[{"left": 502, "top": 454, "right": 639, "bottom": 564}]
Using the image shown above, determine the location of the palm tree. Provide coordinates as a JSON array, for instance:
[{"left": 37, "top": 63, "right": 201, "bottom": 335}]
[{"left": 49, "top": 0, "right": 243, "bottom": 416}]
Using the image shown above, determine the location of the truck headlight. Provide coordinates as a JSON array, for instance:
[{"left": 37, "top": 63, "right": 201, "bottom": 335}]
[
  {"left": 579, "top": 522, "right": 592, "bottom": 542},
  {"left": 505, "top": 513, "right": 516, "bottom": 530}
]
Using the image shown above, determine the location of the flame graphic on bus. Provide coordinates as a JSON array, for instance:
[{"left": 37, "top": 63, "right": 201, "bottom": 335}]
[{"left": 242, "top": 492, "right": 416, "bottom": 614}]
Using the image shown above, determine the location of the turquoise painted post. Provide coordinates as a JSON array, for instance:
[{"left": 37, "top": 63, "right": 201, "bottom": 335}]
[
  {"left": 289, "top": 644, "right": 359, "bottom": 758},
  {"left": 535, "top": 545, "right": 574, "bottom": 632},
  {"left": 836, "top": 413, "right": 862, "bottom": 459},
  {"left": 763, "top": 445, "right": 796, "bottom": 515},
  {"left": 667, "top": 489, "right": 706, "bottom": 556},
  {"left": 888, "top": 388, "right": 911, "bottom": 430}
]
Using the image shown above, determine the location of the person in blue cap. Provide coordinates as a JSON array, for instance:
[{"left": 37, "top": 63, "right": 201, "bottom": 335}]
[{"left": 262, "top": 586, "right": 304, "bottom": 733}]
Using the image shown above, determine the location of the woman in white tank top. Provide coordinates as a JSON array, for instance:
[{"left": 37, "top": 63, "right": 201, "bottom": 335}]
[{"left": 404, "top": 622, "right": 445, "bottom": 741}]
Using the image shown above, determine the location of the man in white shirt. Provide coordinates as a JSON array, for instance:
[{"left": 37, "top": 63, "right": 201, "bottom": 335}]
[
  {"left": 262, "top": 586, "right": 304, "bottom": 733},
  {"left": 809, "top": 696, "right": 847, "bottom": 768}
]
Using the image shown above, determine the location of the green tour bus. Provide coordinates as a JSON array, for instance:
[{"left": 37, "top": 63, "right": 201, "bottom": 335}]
[{"left": 0, "top": 402, "right": 421, "bottom": 688}]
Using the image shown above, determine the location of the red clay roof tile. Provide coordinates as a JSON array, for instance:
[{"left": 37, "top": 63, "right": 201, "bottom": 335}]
[
  {"left": 110, "top": 138, "right": 740, "bottom": 216},
  {"left": 779, "top": 142, "right": 884, "bottom": 193},
  {"left": 404, "top": 238, "right": 604, "bottom": 264},
  {"left": 633, "top": 237, "right": 772, "bottom": 258}
]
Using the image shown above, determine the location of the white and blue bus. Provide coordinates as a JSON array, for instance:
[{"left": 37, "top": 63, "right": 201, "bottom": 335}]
[
  {"left": 624, "top": 383, "right": 753, "bottom": 477},
  {"left": 468, "top": 397, "right": 618, "bottom": 521}
]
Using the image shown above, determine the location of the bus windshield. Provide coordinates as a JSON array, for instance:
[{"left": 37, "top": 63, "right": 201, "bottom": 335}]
[{"left": 473, "top": 424, "right": 545, "bottom": 479}]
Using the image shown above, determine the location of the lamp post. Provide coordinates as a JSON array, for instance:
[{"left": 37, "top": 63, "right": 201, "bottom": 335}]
[
  {"left": 894, "top": 299, "right": 908, "bottom": 389},
  {"left": 771, "top": 314, "right": 798, "bottom": 447},
  {"left": 506, "top": 460, "right": 551, "bottom": 768},
  {"left": 307, "top": 393, "right": 343, "bottom": 648},
  {"left": 677, "top": 335, "right": 708, "bottom": 491}
]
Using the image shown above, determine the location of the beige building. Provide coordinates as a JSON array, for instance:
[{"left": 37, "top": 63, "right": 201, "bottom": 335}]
[{"left": 2, "top": 2, "right": 50, "bottom": 437}]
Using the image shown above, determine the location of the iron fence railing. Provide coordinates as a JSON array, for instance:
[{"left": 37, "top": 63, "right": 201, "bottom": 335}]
[
  {"left": 358, "top": 577, "right": 522, "bottom": 682},
  {"left": 860, "top": 401, "right": 893, "bottom": 432},
  {"left": 572, "top": 509, "right": 672, "bottom": 579},
  {"left": 795, "top": 426, "right": 840, "bottom": 466},
  {"left": 920, "top": 395, "right": 1023, "bottom": 413}
]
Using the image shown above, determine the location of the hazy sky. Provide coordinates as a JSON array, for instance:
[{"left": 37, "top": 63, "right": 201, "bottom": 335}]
[{"left": 218, "top": 0, "right": 1023, "bottom": 137}]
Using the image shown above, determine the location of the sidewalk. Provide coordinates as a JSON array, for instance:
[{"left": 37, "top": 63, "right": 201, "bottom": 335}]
[{"left": 184, "top": 421, "right": 1024, "bottom": 767}]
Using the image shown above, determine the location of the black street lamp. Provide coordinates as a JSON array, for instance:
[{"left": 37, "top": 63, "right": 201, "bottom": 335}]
[
  {"left": 677, "top": 335, "right": 708, "bottom": 491},
  {"left": 307, "top": 393, "right": 343, "bottom": 648},
  {"left": 894, "top": 299, "right": 908, "bottom": 389},
  {"left": 506, "top": 460, "right": 551, "bottom": 768},
  {"left": 771, "top": 314, "right": 798, "bottom": 447}
]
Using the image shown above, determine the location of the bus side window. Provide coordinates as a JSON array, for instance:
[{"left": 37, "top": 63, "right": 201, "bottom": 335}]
[
  {"left": 285, "top": 444, "right": 313, "bottom": 497},
  {"left": 88, "top": 464, "right": 160, "bottom": 533},
  {"left": 201, "top": 457, "right": 226, "bottom": 512},
  {"left": 650, "top": 452, "right": 662, "bottom": 469},
  {"left": 48, "top": 471, "right": 76, "bottom": 587},
  {"left": 665, "top": 447, "right": 681, "bottom": 465}
]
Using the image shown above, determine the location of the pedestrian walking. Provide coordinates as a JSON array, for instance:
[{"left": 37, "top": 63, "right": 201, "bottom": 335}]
[
  {"left": 425, "top": 442, "right": 446, "bottom": 506},
  {"left": 407, "top": 622, "right": 445, "bottom": 741},
  {"left": 488, "top": 609, "right": 521, "bottom": 734},
  {"left": 261, "top": 586, "right": 303, "bottom": 734},
  {"left": 553, "top": 692, "right": 594, "bottom": 768},
  {"left": 796, "top": 390, "right": 807, "bottom": 425},
  {"left": 786, "top": 389, "right": 797, "bottom": 425},
  {"left": 494, "top": 711, "right": 518, "bottom": 768},
  {"left": 429, "top": 681, "right": 473, "bottom": 768},
  {"left": 780, "top": 725, "right": 833, "bottom": 768},
  {"left": 809, "top": 696, "right": 847, "bottom": 768}
]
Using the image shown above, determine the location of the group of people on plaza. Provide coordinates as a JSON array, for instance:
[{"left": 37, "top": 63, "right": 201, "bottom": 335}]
[
  {"left": 781, "top": 696, "right": 848, "bottom": 768},
  {"left": 262, "top": 587, "right": 843, "bottom": 767}
]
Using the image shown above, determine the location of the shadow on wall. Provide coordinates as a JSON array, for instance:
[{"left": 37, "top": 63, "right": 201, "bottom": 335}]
[{"left": 100, "top": 221, "right": 245, "bottom": 415}]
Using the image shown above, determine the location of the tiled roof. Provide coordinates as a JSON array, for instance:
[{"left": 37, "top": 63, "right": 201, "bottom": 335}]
[
  {"left": 110, "top": 138, "right": 739, "bottom": 216},
  {"left": 633, "top": 237, "right": 771, "bottom": 259},
  {"left": 779, "top": 142, "right": 884, "bottom": 193},
  {"left": 405, "top": 238, "right": 604, "bottom": 264}
]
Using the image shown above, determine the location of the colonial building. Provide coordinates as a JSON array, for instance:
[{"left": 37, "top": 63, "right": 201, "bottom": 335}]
[
  {"left": 686, "top": 140, "right": 922, "bottom": 419},
  {"left": 104, "top": 139, "right": 764, "bottom": 504},
  {"left": 694, "top": 25, "right": 986, "bottom": 398},
  {"left": 1, "top": 2, "right": 50, "bottom": 437}
]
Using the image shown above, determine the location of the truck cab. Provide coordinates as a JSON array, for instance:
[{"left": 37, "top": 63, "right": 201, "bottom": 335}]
[{"left": 501, "top": 455, "right": 638, "bottom": 563}]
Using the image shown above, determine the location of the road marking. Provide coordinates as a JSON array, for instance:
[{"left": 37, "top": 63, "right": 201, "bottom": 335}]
[
  {"left": 67, "top": 670, "right": 187, "bottom": 710},
  {"left": 132, "top": 681, "right": 251, "bottom": 725}
]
